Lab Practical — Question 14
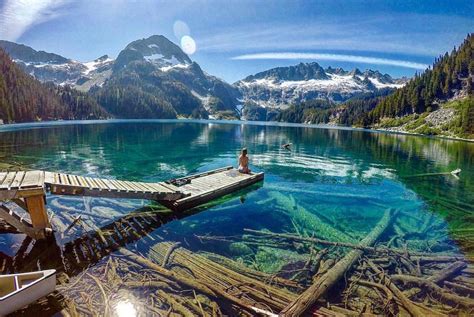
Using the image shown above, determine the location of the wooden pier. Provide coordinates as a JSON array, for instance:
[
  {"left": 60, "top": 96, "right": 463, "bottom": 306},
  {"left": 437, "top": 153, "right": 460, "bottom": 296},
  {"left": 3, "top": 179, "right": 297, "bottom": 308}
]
[{"left": 0, "top": 167, "right": 264, "bottom": 239}]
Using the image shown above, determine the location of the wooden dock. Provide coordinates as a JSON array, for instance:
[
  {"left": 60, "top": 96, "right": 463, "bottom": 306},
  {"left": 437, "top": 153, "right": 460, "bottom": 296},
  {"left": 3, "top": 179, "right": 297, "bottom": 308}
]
[
  {"left": 0, "top": 167, "right": 264, "bottom": 239},
  {"left": 161, "top": 166, "right": 264, "bottom": 211}
]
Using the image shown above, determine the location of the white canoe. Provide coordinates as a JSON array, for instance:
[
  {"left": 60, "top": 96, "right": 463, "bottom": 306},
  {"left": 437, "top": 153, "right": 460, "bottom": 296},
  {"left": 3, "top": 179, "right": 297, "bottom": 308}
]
[{"left": 0, "top": 269, "right": 56, "bottom": 316}]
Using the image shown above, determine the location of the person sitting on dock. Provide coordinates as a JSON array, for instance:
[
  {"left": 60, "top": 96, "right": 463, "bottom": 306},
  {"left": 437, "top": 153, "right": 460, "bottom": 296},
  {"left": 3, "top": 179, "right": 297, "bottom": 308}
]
[{"left": 238, "top": 148, "right": 251, "bottom": 174}]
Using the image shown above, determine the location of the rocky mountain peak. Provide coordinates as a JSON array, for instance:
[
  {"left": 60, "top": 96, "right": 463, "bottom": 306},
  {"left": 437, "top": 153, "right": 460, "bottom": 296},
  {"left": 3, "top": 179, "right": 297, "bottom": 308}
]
[
  {"left": 0, "top": 40, "right": 69, "bottom": 64},
  {"left": 94, "top": 55, "right": 110, "bottom": 62},
  {"left": 114, "top": 35, "right": 192, "bottom": 70},
  {"left": 242, "top": 62, "right": 329, "bottom": 82}
]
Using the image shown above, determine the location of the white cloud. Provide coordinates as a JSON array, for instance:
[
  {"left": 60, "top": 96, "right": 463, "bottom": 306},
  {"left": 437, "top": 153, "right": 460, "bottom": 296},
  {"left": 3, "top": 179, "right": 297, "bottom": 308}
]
[
  {"left": 0, "top": 0, "right": 69, "bottom": 41},
  {"left": 197, "top": 13, "right": 473, "bottom": 57},
  {"left": 232, "top": 52, "right": 429, "bottom": 70}
]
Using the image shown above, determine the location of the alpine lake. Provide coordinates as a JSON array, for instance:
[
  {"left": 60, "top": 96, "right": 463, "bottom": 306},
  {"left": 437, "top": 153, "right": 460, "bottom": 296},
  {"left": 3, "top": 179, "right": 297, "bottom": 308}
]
[{"left": 0, "top": 120, "right": 473, "bottom": 316}]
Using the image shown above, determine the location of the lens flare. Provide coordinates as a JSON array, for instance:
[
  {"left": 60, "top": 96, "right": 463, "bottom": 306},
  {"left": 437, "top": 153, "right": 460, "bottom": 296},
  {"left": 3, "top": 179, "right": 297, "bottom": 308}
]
[
  {"left": 173, "top": 20, "right": 190, "bottom": 39},
  {"left": 181, "top": 35, "right": 196, "bottom": 55}
]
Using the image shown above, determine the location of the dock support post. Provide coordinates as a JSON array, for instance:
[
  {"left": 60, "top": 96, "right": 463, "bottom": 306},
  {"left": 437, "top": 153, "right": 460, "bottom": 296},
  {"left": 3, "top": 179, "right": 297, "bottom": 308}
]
[{"left": 24, "top": 194, "right": 50, "bottom": 231}]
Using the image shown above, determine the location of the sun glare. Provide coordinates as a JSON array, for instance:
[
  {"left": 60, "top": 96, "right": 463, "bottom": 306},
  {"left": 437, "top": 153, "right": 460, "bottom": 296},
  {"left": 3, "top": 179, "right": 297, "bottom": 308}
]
[
  {"left": 114, "top": 300, "right": 137, "bottom": 317},
  {"left": 181, "top": 35, "right": 196, "bottom": 55},
  {"left": 173, "top": 20, "right": 190, "bottom": 39}
]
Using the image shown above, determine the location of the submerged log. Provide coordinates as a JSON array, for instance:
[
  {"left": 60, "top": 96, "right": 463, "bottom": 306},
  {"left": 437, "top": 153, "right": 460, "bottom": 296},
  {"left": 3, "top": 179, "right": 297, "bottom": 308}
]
[
  {"left": 280, "top": 208, "right": 396, "bottom": 316},
  {"left": 117, "top": 248, "right": 216, "bottom": 296},
  {"left": 365, "top": 259, "right": 432, "bottom": 317},
  {"left": 429, "top": 261, "right": 467, "bottom": 284},
  {"left": 391, "top": 274, "right": 474, "bottom": 309},
  {"left": 149, "top": 241, "right": 296, "bottom": 312}
]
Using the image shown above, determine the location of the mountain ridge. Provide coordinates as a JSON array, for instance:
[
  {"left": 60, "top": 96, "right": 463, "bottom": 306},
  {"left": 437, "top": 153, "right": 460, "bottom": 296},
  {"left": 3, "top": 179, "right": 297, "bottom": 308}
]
[
  {"left": 0, "top": 48, "right": 107, "bottom": 123},
  {"left": 236, "top": 62, "right": 407, "bottom": 110}
]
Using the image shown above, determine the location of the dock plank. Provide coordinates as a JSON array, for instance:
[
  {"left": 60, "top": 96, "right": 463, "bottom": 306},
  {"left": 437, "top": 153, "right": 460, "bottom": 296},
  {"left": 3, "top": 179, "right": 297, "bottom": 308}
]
[
  {"left": 20, "top": 171, "right": 42, "bottom": 188},
  {"left": 94, "top": 178, "right": 110, "bottom": 191},
  {"left": 85, "top": 177, "right": 101, "bottom": 190},
  {"left": 10, "top": 171, "right": 26, "bottom": 189},
  {"left": 0, "top": 172, "right": 17, "bottom": 189},
  {"left": 110, "top": 180, "right": 128, "bottom": 191},
  {"left": 122, "top": 181, "right": 141, "bottom": 192},
  {"left": 0, "top": 172, "right": 7, "bottom": 185},
  {"left": 59, "top": 174, "right": 68, "bottom": 185},
  {"left": 102, "top": 179, "right": 118, "bottom": 191},
  {"left": 67, "top": 175, "right": 78, "bottom": 187}
]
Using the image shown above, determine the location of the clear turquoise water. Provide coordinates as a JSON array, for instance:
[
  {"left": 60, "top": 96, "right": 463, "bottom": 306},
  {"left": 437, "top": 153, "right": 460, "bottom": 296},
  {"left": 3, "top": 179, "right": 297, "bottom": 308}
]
[{"left": 0, "top": 120, "right": 473, "bottom": 313}]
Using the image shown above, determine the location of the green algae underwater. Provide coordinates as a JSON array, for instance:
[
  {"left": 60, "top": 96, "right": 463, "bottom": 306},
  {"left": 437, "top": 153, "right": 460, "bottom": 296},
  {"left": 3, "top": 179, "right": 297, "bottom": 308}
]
[{"left": 0, "top": 120, "right": 473, "bottom": 316}]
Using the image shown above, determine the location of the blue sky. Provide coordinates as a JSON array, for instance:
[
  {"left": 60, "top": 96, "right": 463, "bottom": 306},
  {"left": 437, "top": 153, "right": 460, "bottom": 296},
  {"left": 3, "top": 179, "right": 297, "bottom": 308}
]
[{"left": 0, "top": 0, "right": 472, "bottom": 83}]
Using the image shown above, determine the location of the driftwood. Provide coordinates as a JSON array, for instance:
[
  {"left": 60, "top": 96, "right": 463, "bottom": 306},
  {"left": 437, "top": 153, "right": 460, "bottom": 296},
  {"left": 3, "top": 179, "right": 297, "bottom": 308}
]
[
  {"left": 148, "top": 241, "right": 296, "bottom": 312},
  {"left": 118, "top": 247, "right": 287, "bottom": 315},
  {"left": 117, "top": 248, "right": 217, "bottom": 297},
  {"left": 280, "top": 208, "right": 396, "bottom": 316},
  {"left": 365, "top": 259, "right": 432, "bottom": 317},
  {"left": 242, "top": 228, "right": 459, "bottom": 259},
  {"left": 391, "top": 274, "right": 474, "bottom": 309}
]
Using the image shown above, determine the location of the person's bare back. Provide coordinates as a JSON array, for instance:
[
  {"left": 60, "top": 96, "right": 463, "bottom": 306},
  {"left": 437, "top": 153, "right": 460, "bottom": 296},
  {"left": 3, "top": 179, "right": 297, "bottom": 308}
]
[{"left": 238, "top": 148, "right": 251, "bottom": 174}]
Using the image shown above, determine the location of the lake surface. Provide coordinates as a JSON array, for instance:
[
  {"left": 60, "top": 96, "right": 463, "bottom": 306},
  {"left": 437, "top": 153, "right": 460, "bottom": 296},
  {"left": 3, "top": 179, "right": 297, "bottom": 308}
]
[{"left": 0, "top": 120, "right": 473, "bottom": 315}]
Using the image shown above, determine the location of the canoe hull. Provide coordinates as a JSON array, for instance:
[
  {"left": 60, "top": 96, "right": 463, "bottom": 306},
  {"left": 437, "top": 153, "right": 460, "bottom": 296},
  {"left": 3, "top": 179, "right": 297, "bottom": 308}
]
[{"left": 0, "top": 269, "right": 56, "bottom": 316}]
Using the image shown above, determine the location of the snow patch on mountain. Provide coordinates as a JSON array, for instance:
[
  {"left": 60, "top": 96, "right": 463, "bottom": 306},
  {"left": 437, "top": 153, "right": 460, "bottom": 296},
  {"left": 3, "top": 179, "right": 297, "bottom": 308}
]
[
  {"left": 160, "top": 63, "right": 190, "bottom": 72},
  {"left": 143, "top": 52, "right": 190, "bottom": 70},
  {"left": 83, "top": 56, "right": 114, "bottom": 75},
  {"left": 237, "top": 63, "right": 408, "bottom": 108}
]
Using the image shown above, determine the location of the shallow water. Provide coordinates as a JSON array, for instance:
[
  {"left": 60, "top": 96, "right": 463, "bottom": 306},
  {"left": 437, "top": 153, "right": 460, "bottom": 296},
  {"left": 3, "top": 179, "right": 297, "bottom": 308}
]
[{"left": 0, "top": 120, "right": 473, "bottom": 315}]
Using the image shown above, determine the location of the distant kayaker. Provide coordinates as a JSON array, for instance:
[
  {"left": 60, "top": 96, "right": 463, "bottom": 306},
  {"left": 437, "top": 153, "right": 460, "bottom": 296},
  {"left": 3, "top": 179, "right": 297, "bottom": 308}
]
[
  {"left": 238, "top": 148, "right": 251, "bottom": 174},
  {"left": 282, "top": 143, "right": 292, "bottom": 150}
]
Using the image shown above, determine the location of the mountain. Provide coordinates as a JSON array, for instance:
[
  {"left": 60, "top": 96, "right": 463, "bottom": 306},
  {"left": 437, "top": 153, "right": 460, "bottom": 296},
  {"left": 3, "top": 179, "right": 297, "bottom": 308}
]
[
  {"left": 1, "top": 36, "right": 241, "bottom": 119},
  {"left": 236, "top": 62, "right": 408, "bottom": 113},
  {"left": 113, "top": 35, "right": 191, "bottom": 71},
  {"left": 93, "top": 35, "right": 240, "bottom": 119},
  {"left": 0, "top": 48, "right": 107, "bottom": 123},
  {"left": 264, "top": 34, "right": 473, "bottom": 139},
  {"left": 0, "top": 40, "right": 114, "bottom": 89},
  {"left": 363, "top": 33, "right": 474, "bottom": 138}
]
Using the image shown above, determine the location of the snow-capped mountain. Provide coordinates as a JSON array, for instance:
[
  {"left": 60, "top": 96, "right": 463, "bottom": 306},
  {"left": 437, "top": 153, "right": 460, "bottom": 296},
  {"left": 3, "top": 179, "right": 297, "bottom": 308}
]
[
  {"left": 113, "top": 35, "right": 191, "bottom": 71},
  {"left": 0, "top": 38, "right": 410, "bottom": 121},
  {"left": 95, "top": 35, "right": 240, "bottom": 119},
  {"left": 236, "top": 62, "right": 408, "bottom": 108},
  {"left": 0, "top": 36, "right": 240, "bottom": 119},
  {"left": 0, "top": 40, "right": 114, "bottom": 89}
]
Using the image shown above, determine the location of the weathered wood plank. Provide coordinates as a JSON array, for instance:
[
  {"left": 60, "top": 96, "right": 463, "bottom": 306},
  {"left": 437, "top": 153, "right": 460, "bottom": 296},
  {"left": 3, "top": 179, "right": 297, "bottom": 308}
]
[
  {"left": 122, "top": 181, "right": 141, "bottom": 192},
  {"left": 133, "top": 182, "right": 152, "bottom": 193},
  {"left": 146, "top": 183, "right": 173, "bottom": 193},
  {"left": 102, "top": 179, "right": 118, "bottom": 191},
  {"left": 85, "top": 177, "right": 101, "bottom": 190},
  {"left": 59, "top": 173, "right": 68, "bottom": 185},
  {"left": 9, "top": 171, "right": 26, "bottom": 189},
  {"left": 110, "top": 179, "right": 128, "bottom": 191},
  {"left": 0, "top": 205, "right": 45, "bottom": 239},
  {"left": 2, "top": 173, "right": 15, "bottom": 188},
  {"left": 43, "top": 172, "right": 54, "bottom": 185},
  {"left": 25, "top": 194, "right": 50, "bottom": 230},
  {"left": 19, "top": 171, "right": 41, "bottom": 188},
  {"left": 0, "top": 172, "right": 7, "bottom": 185},
  {"left": 136, "top": 183, "right": 158, "bottom": 193},
  {"left": 75, "top": 176, "right": 88, "bottom": 187},
  {"left": 69, "top": 175, "right": 79, "bottom": 187},
  {"left": 94, "top": 178, "right": 110, "bottom": 191},
  {"left": 0, "top": 172, "right": 17, "bottom": 189}
]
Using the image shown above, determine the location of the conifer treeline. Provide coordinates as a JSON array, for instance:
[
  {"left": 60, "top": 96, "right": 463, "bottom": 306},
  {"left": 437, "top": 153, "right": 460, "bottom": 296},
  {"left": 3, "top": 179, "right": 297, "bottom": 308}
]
[
  {"left": 364, "top": 34, "right": 473, "bottom": 124},
  {"left": 0, "top": 48, "right": 107, "bottom": 123}
]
